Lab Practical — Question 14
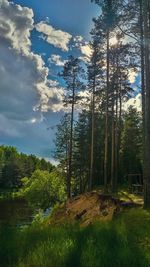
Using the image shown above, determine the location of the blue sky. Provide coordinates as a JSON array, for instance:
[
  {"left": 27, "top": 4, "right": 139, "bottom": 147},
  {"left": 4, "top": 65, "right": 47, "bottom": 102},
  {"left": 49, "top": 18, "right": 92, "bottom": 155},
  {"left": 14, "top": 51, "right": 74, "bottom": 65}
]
[
  {"left": 13, "top": 0, "right": 99, "bottom": 37},
  {"left": 0, "top": 0, "right": 141, "bottom": 163},
  {"left": 0, "top": 0, "right": 99, "bottom": 162}
]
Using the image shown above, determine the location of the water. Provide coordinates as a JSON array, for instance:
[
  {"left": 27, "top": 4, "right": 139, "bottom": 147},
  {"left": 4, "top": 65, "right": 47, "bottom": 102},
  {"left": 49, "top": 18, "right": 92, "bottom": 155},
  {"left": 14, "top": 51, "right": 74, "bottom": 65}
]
[{"left": 0, "top": 198, "right": 33, "bottom": 226}]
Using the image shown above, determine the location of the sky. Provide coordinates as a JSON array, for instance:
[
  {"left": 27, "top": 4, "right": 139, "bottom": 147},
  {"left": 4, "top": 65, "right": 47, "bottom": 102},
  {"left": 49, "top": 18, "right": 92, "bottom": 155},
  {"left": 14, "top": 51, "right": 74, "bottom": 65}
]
[
  {"left": 0, "top": 0, "right": 141, "bottom": 163},
  {"left": 0, "top": 0, "right": 100, "bottom": 162}
]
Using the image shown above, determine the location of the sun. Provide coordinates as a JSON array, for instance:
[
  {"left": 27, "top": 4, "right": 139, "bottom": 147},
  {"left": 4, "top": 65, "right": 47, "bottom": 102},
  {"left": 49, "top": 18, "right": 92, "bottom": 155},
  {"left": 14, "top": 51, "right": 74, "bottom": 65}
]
[{"left": 110, "top": 36, "right": 118, "bottom": 46}]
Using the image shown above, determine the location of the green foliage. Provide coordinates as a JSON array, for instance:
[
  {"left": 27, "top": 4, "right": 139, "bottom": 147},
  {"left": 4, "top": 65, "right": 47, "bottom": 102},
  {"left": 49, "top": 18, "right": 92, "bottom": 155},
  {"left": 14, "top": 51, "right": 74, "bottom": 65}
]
[
  {"left": 120, "top": 107, "right": 142, "bottom": 178},
  {"left": 0, "top": 209, "right": 150, "bottom": 267},
  {"left": 20, "top": 170, "right": 66, "bottom": 210},
  {"left": 0, "top": 145, "right": 54, "bottom": 190},
  {"left": 55, "top": 106, "right": 142, "bottom": 194}
]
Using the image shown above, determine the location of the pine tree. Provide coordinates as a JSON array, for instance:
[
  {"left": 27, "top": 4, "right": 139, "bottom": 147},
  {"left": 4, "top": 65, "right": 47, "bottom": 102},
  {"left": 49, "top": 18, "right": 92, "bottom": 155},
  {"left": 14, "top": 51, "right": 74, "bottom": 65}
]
[
  {"left": 120, "top": 107, "right": 142, "bottom": 180},
  {"left": 88, "top": 38, "right": 104, "bottom": 190},
  {"left": 60, "top": 56, "right": 85, "bottom": 198}
]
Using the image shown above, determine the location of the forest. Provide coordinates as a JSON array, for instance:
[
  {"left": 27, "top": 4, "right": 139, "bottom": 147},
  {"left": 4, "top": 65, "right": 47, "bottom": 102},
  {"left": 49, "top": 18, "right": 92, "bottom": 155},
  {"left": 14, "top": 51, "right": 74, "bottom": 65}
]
[
  {"left": 0, "top": 0, "right": 150, "bottom": 267},
  {"left": 54, "top": 0, "right": 149, "bottom": 208},
  {"left": 0, "top": 145, "right": 54, "bottom": 190}
]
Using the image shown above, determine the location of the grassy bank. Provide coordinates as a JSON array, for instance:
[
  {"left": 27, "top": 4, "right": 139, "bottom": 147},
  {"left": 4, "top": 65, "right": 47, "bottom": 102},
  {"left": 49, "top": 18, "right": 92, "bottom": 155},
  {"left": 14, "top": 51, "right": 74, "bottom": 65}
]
[{"left": 0, "top": 208, "right": 150, "bottom": 267}]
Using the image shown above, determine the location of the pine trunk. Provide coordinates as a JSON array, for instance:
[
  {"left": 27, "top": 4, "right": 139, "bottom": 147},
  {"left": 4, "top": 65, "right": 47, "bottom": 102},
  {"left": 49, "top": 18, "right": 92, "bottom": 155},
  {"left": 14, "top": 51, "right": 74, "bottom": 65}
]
[
  {"left": 104, "top": 29, "right": 110, "bottom": 189},
  {"left": 67, "top": 80, "right": 75, "bottom": 199},
  {"left": 143, "top": 0, "right": 150, "bottom": 208},
  {"left": 111, "top": 95, "right": 115, "bottom": 191},
  {"left": 89, "top": 77, "right": 96, "bottom": 191}
]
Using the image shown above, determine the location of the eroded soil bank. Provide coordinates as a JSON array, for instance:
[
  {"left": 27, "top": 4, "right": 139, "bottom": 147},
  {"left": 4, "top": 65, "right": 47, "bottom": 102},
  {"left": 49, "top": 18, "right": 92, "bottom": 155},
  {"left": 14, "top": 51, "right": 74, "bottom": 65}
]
[{"left": 50, "top": 191, "right": 142, "bottom": 225}]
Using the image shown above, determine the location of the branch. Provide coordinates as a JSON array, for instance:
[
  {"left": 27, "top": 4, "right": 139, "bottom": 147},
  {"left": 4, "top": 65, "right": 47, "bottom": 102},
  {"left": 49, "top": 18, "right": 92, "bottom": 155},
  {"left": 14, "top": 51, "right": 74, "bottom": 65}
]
[{"left": 117, "top": 25, "right": 139, "bottom": 43}]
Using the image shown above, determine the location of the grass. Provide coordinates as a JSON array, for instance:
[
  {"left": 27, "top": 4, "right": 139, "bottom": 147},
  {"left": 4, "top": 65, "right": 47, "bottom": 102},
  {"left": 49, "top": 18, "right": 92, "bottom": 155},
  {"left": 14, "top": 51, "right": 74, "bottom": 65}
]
[{"left": 0, "top": 208, "right": 150, "bottom": 267}]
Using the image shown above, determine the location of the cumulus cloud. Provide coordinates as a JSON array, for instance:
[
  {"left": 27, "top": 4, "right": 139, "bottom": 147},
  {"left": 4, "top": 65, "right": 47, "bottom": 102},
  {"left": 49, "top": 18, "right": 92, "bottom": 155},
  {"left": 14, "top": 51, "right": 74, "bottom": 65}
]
[
  {"left": 73, "top": 37, "right": 92, "bottom": 63},
  {"left": 35, "top": 81, "right": 64, "bottom": 113},
  {"left": 35, "top": 21, "right": 72, "bottom": 51},
  {"left": 0, "top": 0, "right": 34, "bottom": 54},
  {"left": 79, "top": 43, "right": 92, "bottom": 62},
  {"left": 0, "top": 0, "right": 67, "bottom": 159},
  {"left": 48, "top": 54, "right": 67, "bottom": 66},
  {"left": 0, "top": 0, "right": 65, "bottom": 121},
  {"left": 72, "top": 35, "right": 92, "bottom": 63},
  {"left": 123, "top": 93, "right": 142, "bottom": 112}
]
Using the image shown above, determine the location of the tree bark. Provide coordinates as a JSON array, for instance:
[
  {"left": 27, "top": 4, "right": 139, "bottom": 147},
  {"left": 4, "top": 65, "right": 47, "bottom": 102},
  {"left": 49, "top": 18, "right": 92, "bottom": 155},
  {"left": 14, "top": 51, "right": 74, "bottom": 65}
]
[
  {"left": 104, "top": 29, "right": 110, "bottom": 189},
  {"left": 89, "top": 77, "right": 96, "bottom": 191},
  {"left": 111, "top": 91, "right": 115, "bottom": 190},
  {"left": 67, "top": 78, "right": 75, "bottom": 199},
  {"left": 143, "top": 0, "right": 150, "bottom": 208}
]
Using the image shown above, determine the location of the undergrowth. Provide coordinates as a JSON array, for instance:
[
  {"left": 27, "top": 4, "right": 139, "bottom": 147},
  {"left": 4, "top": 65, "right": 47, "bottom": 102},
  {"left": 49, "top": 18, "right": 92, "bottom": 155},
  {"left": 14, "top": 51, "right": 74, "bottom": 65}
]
[{"left": 0, "top": 208, "right": 150, "bottom": 267}]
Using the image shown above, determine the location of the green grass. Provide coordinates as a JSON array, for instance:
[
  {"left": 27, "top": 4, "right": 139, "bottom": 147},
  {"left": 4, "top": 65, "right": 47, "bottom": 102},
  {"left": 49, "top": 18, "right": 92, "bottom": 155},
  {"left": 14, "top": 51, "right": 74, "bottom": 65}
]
[{"left": 0, "top": 208, "right": 150, "bottom": 267}]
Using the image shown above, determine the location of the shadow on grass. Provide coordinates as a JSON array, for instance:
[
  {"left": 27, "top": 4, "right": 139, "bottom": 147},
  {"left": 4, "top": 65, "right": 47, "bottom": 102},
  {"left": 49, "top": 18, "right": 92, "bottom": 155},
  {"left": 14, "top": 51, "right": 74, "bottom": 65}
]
[{"left": 0, "top": 209, "right": 150, "bottom": 267}]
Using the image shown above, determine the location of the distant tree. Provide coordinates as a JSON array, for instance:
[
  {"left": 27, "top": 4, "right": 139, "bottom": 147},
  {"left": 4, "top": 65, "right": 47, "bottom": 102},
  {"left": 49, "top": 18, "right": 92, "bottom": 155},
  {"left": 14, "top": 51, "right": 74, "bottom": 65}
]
[
  {"left": 54, "top": 113, "right": 71, "bottom": 187},
  {"left": 120, "top": 107, "right": 142, "bottom": 180},
  {"left": 0, "top": 145, "right": 54, "bottom": 190},
  {"left": 73, "top": 109, "right": 105, "bottom": 193},
  {"left": 73, "top": 110, "right": 91, "bottom": 193}
]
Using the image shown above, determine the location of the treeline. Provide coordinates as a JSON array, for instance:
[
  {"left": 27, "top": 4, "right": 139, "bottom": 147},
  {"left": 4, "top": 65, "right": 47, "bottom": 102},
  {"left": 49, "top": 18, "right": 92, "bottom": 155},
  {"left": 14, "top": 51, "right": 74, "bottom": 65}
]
[
  {"left": 55, "top": 107, "right": 142, "bottom": 194},
  {"left": 54, "top": 0, "right": 150, "bottom": 208},
  {"left": 0, "top": 146, "right": 54, "bottom": 190}
]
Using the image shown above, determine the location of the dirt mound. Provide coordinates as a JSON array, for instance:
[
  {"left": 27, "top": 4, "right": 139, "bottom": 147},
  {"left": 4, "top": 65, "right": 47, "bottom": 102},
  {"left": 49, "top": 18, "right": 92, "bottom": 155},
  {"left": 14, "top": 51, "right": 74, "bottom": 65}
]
[{"left": 50, "top": 192, "right": 122, "bottom": 226}]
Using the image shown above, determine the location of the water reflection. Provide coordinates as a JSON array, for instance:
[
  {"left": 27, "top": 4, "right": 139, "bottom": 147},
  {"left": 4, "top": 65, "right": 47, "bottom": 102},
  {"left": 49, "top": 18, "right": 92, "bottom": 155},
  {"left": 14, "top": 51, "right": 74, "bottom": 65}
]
[{"left": 0, "top": 199, "right": 33, "bottom": 226}]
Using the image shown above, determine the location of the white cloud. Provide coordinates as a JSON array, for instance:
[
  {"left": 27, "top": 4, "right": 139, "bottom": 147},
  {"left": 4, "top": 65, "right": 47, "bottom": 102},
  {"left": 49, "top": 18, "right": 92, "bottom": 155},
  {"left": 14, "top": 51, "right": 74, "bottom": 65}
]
[
  {"left": 72, "top": 36, "right": 93, "bottom": 63},
  {"left": 48, "top": 54, "right": 67, "bottom": 66},
  {"left": 79, "top": 43, "right": 92, "bottom": 63},
  {"left": 0, "top": 0, "right": 68, "bottom": 159},
  {"left": 123, "top": 93, "right": 142, "bottom": 112},
  {"left": 0, "top": 0, "right": 34, "bottom": 55},
  {"left": 80, "top": 44, "right": 92, "bottom": 58},
  {"left": 0, "top": 0, "right": 65, "bottom": 120},
  {"left": 78, "top": 41, "right": 92, "bottom": 63},
  {"left": 35, "top": 21, "right": 72, "bottom": 51},
  {"left": 73, "top": 35, "right": 84, "bottom": 47},
  {"left": 110, "top": 36, "right": 118, "bottom": 46},
  {"left": 35, "top": 81, "right": 65, "bottom": 113},
  {"left": 128, "top": 69, "right": 138, "bottom": 84}
]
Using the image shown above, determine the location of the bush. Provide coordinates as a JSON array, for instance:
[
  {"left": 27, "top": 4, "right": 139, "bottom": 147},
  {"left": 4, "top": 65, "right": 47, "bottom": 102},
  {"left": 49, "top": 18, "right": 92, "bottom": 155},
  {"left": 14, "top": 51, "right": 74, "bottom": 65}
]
[{"left": 20, "top": 170, "right": 66, "bottom": 210}]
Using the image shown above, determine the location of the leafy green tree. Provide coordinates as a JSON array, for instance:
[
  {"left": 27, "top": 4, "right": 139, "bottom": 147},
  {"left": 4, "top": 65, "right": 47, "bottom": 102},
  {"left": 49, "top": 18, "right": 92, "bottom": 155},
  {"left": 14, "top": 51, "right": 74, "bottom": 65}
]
[{"left": 20, "top": 170, "right": 66, "bottom": 210}]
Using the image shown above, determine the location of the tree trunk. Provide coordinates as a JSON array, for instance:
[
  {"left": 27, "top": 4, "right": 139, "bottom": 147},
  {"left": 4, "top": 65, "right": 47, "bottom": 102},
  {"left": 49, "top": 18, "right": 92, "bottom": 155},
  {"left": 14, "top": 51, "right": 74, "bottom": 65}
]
[
  {"left": 89, "top": 77, "right": 96, "bottom": 191},
  {"left": 143, "top": 0, "right": 150, "bottom": 208},
  {"left": 114, "top": 92, "right": 118, "bottom": 192},
  {"left": 67, "top": 79, "right": 75, "bottom": 199},
  {"left": 140, "top": 0, "right": 146, "bottom": 133},
  {"left": 104, "top": 29, "right": 110, "bottom": 189},
  {"left": 111, "top": 93, "right": 115, "bottom": 190}
]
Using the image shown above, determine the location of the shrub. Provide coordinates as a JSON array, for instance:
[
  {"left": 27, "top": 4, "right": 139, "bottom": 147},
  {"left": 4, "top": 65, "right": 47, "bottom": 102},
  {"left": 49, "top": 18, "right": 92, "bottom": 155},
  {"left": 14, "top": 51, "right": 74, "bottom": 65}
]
[{"left": 20, "top": 170, "right": 66, "bottom": 210}]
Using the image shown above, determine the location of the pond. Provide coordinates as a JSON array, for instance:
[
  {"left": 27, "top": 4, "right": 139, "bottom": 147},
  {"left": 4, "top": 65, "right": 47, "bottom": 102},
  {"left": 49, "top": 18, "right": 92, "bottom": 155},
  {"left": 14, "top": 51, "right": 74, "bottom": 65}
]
[{"left": 0, "top": 198, "right": 33, "bottom": 226}]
